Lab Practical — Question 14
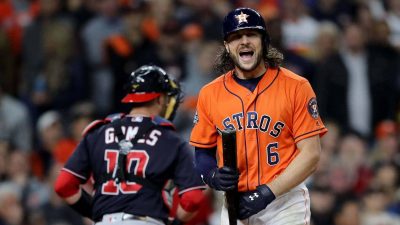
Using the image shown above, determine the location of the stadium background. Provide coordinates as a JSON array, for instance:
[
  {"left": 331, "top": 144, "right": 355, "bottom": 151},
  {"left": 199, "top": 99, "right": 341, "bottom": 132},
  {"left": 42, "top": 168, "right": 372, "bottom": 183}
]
[{"left": 0, "top": 0, "right": 399, "bottom": 224}]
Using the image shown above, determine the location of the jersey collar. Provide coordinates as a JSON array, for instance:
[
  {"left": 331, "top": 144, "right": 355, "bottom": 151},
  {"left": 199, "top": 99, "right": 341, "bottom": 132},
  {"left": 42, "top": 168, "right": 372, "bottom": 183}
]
[{"left": 224, "top": 67, "right": 280, "bottom": 97}]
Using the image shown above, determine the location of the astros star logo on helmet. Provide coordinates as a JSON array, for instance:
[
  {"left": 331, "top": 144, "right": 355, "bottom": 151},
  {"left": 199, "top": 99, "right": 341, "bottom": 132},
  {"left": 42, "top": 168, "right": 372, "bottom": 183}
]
[{"left": 235, "top": 11, "right": 249, "bottom": 24}]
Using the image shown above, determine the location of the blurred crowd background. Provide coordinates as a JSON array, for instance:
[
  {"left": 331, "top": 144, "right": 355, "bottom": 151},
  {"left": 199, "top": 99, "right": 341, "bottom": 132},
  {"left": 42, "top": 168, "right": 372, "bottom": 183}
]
[{"left": 0, "top": 0, "right": 400, "bottom": 225}]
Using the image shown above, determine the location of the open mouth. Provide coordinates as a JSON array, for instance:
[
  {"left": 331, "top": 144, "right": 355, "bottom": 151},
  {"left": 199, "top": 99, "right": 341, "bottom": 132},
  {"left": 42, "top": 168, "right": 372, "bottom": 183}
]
[{"left": 239, "top": 50, "right": 254, "bottom": 61}]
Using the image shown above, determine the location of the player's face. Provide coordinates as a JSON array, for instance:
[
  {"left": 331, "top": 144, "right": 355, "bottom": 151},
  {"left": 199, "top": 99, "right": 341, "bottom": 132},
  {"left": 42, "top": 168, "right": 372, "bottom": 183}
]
[{"left": 224, "top": 29, "right": 264, "bottom": 75}]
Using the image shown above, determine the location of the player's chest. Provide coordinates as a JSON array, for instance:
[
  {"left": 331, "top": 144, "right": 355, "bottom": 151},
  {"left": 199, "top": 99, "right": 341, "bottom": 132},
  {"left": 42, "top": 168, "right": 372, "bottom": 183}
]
[{"left": 212, "top": 91, "right": 291, "bottom": 133}]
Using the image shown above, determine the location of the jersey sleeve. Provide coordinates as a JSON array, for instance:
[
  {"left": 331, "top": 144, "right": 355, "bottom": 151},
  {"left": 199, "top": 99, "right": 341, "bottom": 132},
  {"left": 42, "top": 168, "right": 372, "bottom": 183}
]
[
  {"left": 173, "top": 142, "right": 207, "bottom": 194},
  {"left": 63, "top": 135, "right": 92, "bottom": 182},
  {"left": 189, "top": 88, "right": 218, "bottom": 148},
  {"left": 292, "top": 81, "right": 328, "bottom": 143}
]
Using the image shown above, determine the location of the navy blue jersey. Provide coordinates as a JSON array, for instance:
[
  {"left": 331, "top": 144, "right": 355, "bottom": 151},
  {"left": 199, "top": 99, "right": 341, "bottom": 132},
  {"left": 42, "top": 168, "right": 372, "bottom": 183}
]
[{"left": 63, "top": 115, "right": 206, "bottom": 222}]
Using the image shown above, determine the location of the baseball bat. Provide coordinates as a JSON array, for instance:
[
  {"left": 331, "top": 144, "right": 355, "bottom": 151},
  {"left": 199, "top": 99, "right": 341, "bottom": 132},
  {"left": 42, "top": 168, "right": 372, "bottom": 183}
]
[{"left": 221, "top": 128, "right": 238, "bottom": 225}]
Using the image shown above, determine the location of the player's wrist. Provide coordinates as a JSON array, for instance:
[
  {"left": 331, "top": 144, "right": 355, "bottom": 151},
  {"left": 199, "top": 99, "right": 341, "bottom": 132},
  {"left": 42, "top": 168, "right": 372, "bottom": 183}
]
[
  {"left": 256, "top": 185, "right": 276, "bottom": 204},
  {"left": 69, "top": 189, "right": 93, "bottom": 219}
]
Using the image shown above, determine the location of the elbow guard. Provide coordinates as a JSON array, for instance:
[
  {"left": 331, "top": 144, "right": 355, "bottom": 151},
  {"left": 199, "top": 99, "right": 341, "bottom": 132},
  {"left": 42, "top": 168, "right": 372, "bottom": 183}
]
[
  {"left": 179, "top": 189, "right": 205, "bottom": 212},
  {"left": 54, "top": 170, "right": 81, "bottom": 198}
]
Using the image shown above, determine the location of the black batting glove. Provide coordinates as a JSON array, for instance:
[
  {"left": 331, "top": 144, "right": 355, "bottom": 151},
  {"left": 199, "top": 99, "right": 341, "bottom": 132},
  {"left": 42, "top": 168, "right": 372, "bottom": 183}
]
[
  {"left": 205, "top": 166, "right": 239, "bottom": 191},
  {"left": 238, "top": 185, "right": 276, "bottom": 220}
]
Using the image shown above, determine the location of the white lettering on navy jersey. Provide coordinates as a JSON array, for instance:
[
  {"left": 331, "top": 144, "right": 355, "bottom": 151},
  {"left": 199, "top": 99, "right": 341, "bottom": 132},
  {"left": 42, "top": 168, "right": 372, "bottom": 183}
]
[{"left": 105, "top": 126, "right": 162, "bottom": 145}]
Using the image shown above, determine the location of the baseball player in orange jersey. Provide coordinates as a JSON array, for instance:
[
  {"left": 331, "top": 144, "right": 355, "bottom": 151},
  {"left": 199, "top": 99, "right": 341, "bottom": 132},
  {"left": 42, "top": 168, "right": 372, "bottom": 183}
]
[{"left": 190, "top": 7, "right": 328, "bottom": 225}]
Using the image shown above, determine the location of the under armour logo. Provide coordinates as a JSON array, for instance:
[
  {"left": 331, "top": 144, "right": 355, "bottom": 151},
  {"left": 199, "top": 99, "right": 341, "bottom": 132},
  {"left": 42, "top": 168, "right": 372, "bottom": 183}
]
[
  {"left": 248, "top": 193, "right": 259, "bottom": 201},
  {"left": 235, "top": 11, "right": 249, "bottom": 24}
]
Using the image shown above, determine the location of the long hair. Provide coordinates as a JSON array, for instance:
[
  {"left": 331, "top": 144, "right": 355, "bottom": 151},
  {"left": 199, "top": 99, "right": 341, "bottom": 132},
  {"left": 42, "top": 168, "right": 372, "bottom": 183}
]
[{"left": 213, "top": 39, "right": 284, "bottom": 75}]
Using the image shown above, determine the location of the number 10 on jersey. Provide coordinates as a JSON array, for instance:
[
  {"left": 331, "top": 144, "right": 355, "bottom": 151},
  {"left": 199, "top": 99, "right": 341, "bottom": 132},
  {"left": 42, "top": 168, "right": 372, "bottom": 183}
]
[{"left": 102, "top": 149, "right": 149, "bottom": 195}]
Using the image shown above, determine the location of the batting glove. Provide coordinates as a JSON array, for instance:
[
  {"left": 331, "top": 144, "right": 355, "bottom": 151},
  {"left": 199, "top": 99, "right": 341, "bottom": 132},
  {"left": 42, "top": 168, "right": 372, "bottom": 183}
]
[
  {"left": 238, "top": 185, "right": 276, "bottom": 220},
  {"left": 205, "top": 167, "right": 239, "bottom": 191}
]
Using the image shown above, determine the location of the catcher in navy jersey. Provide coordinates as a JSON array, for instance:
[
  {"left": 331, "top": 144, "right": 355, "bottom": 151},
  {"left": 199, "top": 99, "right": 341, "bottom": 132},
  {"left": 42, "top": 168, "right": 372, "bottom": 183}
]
[{"left": 54, "top": 65, "right": 207, "bottom": 225}]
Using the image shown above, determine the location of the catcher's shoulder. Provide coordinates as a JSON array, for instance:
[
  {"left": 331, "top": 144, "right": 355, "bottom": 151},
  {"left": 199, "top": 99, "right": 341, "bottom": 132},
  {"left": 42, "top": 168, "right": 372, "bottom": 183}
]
[{"left": 81, "top": 113, "right": 125, "bottom": 136}]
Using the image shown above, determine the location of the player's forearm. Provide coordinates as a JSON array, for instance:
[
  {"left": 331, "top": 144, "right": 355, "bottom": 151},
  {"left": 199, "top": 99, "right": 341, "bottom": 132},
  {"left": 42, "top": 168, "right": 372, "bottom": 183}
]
[
  {"left": 268, "top": 135, "right": 321, "bottom": 196},
  {"left": 54, "top": 170, "right": 93, "bottom": 218}
]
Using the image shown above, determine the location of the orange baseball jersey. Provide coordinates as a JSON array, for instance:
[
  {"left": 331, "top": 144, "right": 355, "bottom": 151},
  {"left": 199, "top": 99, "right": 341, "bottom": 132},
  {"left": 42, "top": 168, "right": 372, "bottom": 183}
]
[{"left": 190, "top": 67, "right": 328, "bottom": 192}]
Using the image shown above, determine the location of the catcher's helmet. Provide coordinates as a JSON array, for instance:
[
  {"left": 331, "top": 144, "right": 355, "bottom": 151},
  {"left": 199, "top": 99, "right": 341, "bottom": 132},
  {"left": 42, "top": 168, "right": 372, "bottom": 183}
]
[
  {"left": 222, "top": 7, "right": 269, "bottom": 41},
  {"left": 122, "top": 65, "right": 182, "bottom": 120}
]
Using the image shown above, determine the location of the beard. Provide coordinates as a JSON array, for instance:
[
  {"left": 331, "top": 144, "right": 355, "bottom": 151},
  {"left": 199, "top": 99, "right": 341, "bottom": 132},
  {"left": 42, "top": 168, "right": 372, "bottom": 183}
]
[{"left": 229, "top": 49, "right": 263, "bottom": 72}]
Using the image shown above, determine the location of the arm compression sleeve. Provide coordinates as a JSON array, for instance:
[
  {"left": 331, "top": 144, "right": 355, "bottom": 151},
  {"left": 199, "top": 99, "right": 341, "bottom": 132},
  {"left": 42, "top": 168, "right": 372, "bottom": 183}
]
[{"left": 194, "top": 147, "right": 217, "bottom": 182}]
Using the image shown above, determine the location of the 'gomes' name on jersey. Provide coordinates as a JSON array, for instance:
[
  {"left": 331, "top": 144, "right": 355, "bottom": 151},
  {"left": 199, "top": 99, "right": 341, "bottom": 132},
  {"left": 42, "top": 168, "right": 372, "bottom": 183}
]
[
  {"left": 222, "top": 111, "right": 285, "bottom": 138},
  {"left": 105, "top": 126, "right": 162, "bottom": 146}
]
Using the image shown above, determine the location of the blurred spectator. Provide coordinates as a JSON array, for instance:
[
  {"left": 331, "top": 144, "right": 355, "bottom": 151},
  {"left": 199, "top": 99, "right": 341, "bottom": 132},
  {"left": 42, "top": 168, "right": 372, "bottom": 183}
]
[
  {"left": 174, "top": 0, "right": 223, "bottom": 41},
  {"left": 104, "top": 5, "right": 161, "bottom": 112},
  {"left": 40, "top": 164, "right": 86, "bottom": 225},
  {"left": 156, "top": 18, "right": 186, "bottom": 80},
  {"left": 175, "top": 40, "right": 220, "bottom": 140},
  {"left": 320, "top": 120, "right": 341, "bottom": 155},
  {"left": 0, "top": 139, "right": 9, "bottom": 182},
  {"left": 20, "top": 0, "right": 86, "bottom": 123},
  {"left": 0, "top": 182, "right": 23, "bottom": 225},
  {"left": 370, "top": 163, "right": 400, "bottom": 216},
  {"left": 81, "top": 0, "right": 123, "bottom": 115},
  {"left": 366, "top": 0, "right": 386, "bottom": 20},
  {"left": 0, "top": 0, "right": 39, "bottom": 55},
  {"left": 312, "top": 21, "right": 340, "bottom": 64},
  {"left": 0, "top": 29, "right": 17, "bottom": 95},
  {"left": 315, "top": 23, "right": 398, "bottom": 138},
  {"left": 65, "top": 0, "right": 95, "bottom": 32},
  {"left": 309, "top": 0, "right": 351, "bottom": 25},
  {"left": 5, "top": 151, "right": 50, "bottom": 212},
  {"left": 385, "top": 0, "right": 400, "bottom": 50},
  {"left": 333, "top": 198, "right": 361, "bottom": 225},
  {"left": 281, "top": 0, "right": 320, "bottom": 58},
  {"left": 0, "top": 81, "right": 32, "bottom": 152},
  {"left": 311, "top": 120, "right": 341, "bottom": 189},
  {"left": 53, "top": 102, "right": 95, "bottom": 164},
  {"left": 369, "top": 120, "right": 400, "bottom": 168},
  {"left": 267, "top": 16, "right": 315, "bottom": 83},
  {"left": 330, "top": 132, "right": 372, "bottom": 197},
  {"left": 310, "top": 185, "right": 335, "bottom": 225},
  {"left": 361, "top": 187, "right": 400, "bottom": 225},
  {"left": 354, "top": 3, "right": 375, "bottom": 42},
  {"left": 236, "top": 0, "right": 279, "bottom": 20},
  {"left": 33, "top": 110, "right": 64, "bottom": 177}
]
